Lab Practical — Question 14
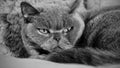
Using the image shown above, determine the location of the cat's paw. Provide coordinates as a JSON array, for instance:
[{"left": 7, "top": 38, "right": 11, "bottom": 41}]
[
  {"left": 45, "top": 52, "right": 63, "bottom": 62},
  {"left": 46, "top": 49, "right": 78, "bottom": 63}
]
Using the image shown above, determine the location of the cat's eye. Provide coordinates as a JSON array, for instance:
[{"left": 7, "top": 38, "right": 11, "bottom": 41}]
[
  {"left": 37, "top": 28, "right": 50, "bottom": 34},
  {"left": 63, "top": 27, "right": 73, "bottom": 33}
]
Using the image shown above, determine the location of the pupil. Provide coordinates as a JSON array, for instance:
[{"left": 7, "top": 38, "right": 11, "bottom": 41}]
[{"left": 43, "top": 29, "right": 47, "bottom": 33}]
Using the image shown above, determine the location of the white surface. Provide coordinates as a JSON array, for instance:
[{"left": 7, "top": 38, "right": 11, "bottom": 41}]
[{"left": 0, "top": 55, "right": 95, "bottom": 68}]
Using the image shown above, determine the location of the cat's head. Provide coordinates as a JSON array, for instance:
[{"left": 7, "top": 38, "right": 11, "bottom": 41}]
[{"left": 20, "top": 0, "right": 85, "bottom": 53}]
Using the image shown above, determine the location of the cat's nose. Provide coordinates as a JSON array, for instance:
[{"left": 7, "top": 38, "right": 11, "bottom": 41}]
[{"left": 53, "top": 36, "right": 61, "bottom": 42}]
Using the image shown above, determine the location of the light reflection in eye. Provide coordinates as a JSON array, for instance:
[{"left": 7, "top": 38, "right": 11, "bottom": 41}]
[
  {"left": 62, "top": 26, "right": 73, "bottom": 33},
  {"left": 37, "top": 28, "right": 50, "bottom": 34},
  {"left": 37, "top": 26, "right": 74, "bottom": 35}
]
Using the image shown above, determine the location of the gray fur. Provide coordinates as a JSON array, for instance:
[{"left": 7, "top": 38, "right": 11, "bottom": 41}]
[
  {"left": 2, "top": 14, "right": 30, "bottom": 58},
  {"left": 0, "top": 0, "right": 82, "bottom": 58},
  {"left": 47, "top": 6, "right": 120, "bottom": 66}
]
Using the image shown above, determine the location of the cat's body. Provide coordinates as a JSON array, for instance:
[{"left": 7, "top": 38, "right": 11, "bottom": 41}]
[
  {"left": 47, "top": 6, "right": 120, "bottom": 66},
  {"left": 1, "top": 0, "right": 120, "bottom": 66}
]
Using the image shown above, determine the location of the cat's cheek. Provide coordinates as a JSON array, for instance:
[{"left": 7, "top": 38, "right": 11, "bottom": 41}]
[
  {"left": 66, "top": 36, "right": 75, "bottom": 46},
  {"left": 26, "top": 25, "right": 49, "bottom": 45}
]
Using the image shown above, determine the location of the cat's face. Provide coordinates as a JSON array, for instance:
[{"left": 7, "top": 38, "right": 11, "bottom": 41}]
[{"left": 21, "top": 2, "right": 84, "bottom": 53}]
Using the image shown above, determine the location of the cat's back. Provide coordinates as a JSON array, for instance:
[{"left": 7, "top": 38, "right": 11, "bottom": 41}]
[
  {"left": 87, "top": 9, "right": 120, "bottom": 33},
  {"left": 83, "top": 7, "right": 120, "bottom": 49},
  {"left": 76, "top": 6, "right": 120, "bottom": 49}
]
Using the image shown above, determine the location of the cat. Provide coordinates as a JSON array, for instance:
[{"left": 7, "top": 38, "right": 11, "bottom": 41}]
[
  {"left": 1, "top": 0, "right": 84, "bottom": 58},
  {"left": 1, "top": 0, "right": 120, "bottom": 67},
  {"left": 46, "top": 4, "right": 120, "bottom": 66}
]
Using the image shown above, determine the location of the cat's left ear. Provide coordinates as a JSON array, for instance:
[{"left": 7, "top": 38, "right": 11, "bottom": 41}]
[
  {"left": 68, "top": 0, "right": 86, "bottom": 14},
  {"left": 20, "top": 2, "right": 39, "bottom": 18}
]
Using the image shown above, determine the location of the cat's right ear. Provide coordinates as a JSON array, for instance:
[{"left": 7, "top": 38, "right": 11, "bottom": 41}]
[
  {"left": 20, "top": 2, "right": 39, "bottom": 18},
  {"left": 68, "top": 0, "right": 86, "bottom": 14}
]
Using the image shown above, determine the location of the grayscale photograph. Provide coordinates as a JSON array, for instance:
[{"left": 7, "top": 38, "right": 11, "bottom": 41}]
[{"left": 0, "top": 0, "right": 120, "bottom": 68}]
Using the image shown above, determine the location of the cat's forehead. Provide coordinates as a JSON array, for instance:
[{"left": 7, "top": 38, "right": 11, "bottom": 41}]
[{"left": 32, "top": 10, "right": 73, "bottom": 30}]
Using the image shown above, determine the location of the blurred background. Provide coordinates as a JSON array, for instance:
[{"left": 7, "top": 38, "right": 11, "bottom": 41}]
[{"left": 0, "top": 0, "right": 120, "bottom": 13}]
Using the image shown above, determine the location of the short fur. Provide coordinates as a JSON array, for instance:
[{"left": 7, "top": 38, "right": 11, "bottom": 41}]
[
  {"left": 47, "top": 6, "right": 120, "bottom": 66},
  {"left": 3, "top": 14, "right": 30, "bottom": 58},
  {"left": 1, "top": 0, "right": 83, "bottom": 58}
]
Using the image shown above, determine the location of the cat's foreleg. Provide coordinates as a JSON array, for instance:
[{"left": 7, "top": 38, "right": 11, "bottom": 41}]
[{"left": 46, "top": 48, "right": 120, "bottom": 66}]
